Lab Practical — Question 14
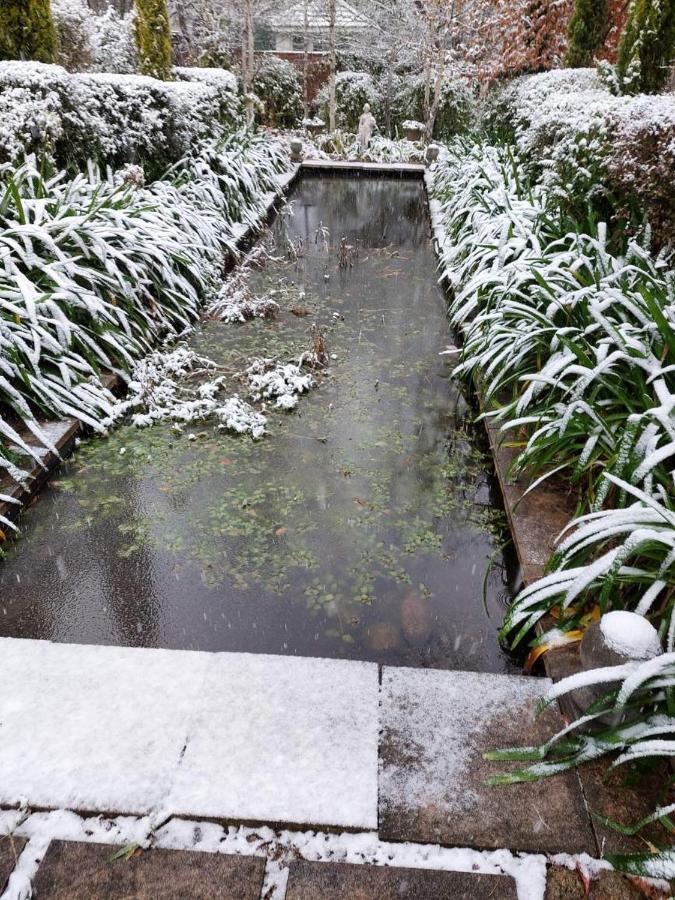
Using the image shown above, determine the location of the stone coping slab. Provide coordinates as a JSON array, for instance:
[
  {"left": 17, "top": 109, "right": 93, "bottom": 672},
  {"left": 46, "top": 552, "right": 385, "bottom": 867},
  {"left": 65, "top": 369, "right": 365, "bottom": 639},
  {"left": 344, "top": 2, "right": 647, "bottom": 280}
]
[
  {"left": 0, "top": 638, "right": 379, "bottom": 830},
  {"left": 32, "top": 840, "right": 265, "bottom": 899},
  {"left": 300, "top": 158, "right": 425, "bottom": 177},
  {"left": 379, "top": 667, "right": 595, "bottom": 854},
  {"left": 285, "top": 859, "right": 518, "bottom": 899},
  {"left": 0, "top": 834, "right": 26, "bottom": 894}
]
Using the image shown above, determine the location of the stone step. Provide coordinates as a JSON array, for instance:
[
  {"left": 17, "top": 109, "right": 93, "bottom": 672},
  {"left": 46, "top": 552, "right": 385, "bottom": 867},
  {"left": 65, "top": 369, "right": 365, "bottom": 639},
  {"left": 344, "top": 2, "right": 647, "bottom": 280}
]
[
  {"left": 31, "top": 841, "right": 264, "bottom": 899},
  {"left": 379, "top": 667, "right": 595, "bottom": 854},
  {"left": 285, "top": 859, "right": 518, "bottom": 899}
]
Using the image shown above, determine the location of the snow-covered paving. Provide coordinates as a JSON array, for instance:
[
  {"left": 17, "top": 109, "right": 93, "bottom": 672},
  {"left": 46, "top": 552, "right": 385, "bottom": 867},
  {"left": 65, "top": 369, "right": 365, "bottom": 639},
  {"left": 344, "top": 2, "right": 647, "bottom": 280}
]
[
  {"left": 0, "top": 808, "right": 551, "bottom": 900},
  {"left": 0, "top": 638, "right": 378, "bottom": 830}
]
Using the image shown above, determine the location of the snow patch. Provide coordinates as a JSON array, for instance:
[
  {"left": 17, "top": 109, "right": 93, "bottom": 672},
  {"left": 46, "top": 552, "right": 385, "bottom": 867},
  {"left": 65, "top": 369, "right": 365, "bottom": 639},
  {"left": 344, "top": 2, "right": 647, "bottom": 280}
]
[{"left": 600, "top": 611, "right": 662, "bottom": 660}]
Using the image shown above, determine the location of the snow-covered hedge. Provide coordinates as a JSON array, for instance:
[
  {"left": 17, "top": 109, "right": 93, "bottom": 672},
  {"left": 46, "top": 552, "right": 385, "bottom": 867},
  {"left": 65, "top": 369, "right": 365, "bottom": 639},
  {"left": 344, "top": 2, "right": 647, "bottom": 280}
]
[
  {"left": 427, "top": 140, "right": 675, "bottom": 874},
  {"left": 0, "top": 129, "right": 287, "bottom": 494},
  {"left": 485, "top": 69, "right": 675, "bottom": 243},
  {"left": 253, "top": 56, "right": 303, "bottom": 129},
  {"left": 0, "top": 62, "right": 242, "bottom": 169}
]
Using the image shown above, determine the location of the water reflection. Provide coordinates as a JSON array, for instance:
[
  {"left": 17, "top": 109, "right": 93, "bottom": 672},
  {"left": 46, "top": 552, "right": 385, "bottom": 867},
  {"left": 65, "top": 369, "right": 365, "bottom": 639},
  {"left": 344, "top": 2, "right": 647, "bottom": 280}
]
[{"left": 0, "top": 176, "right": 517, "bottom": 673}]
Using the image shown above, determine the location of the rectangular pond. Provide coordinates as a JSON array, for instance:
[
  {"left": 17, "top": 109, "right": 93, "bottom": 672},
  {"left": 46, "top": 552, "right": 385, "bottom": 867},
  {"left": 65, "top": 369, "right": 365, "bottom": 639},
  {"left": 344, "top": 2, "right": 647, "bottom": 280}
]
[{"left": 0, "top": 174, "right": 518, "bottom": 673}]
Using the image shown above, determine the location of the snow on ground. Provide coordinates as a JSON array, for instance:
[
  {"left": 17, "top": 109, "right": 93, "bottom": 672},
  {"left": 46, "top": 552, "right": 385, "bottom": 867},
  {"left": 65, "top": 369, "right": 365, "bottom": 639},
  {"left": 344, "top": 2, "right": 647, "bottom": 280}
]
[
  {"left": 0, "top": 808, "right": 550, "bottom": 900},
  {"left": 0, "top": 638, "right": 378, "bottom": 831}
]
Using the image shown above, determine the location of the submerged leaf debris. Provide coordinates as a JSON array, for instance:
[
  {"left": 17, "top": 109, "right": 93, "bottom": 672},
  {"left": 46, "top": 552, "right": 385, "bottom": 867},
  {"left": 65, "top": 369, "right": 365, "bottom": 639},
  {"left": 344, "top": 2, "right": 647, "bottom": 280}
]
[{"left": 0, "top": 177, "right": 515, "bottom": 672}]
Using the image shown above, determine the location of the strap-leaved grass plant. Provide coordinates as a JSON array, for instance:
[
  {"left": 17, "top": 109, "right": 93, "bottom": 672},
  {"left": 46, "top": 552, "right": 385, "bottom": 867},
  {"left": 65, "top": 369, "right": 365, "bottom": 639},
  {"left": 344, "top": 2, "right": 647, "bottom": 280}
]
[
  {"left": 428, "top": 137, "right": 675, "bottom": 875},
  {"left": 0, "top": 129, "right": 287, "bottom": 532}
]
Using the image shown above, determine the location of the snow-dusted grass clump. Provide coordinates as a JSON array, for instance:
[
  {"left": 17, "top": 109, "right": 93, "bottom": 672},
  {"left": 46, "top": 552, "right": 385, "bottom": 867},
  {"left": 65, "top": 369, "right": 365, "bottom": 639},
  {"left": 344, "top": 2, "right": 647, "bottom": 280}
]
[
  {"left": 0, "top": 61, "right": 242, "bottom": 168},
  {"left": 245, "top": 358, "right": 314, "bottom": 410},
  {"left": 0, "top": 130, "right": 287, "bottom": 482},
  {"left": 113, "top": 345, "right": 268, "bottom": 438},
  {"left": 428, "top": 137, "right": 675, "bottom": 876},
  {"left": 206, "top": 267, "right": 280, "bottom": 324}
]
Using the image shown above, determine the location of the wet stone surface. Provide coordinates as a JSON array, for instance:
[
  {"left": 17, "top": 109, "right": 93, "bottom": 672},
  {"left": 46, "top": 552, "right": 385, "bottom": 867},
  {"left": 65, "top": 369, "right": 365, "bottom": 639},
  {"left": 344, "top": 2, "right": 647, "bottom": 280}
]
[
  {"left": 544, "top": 866, "right": 643, "bottom": 899},
  {"left": 285, "top": 859, "right": 518, "bottom": 899},
  {"left": 379, "top": 667, "right": 595, "bottom": 854},
  {"left": 32, "top": 841, "right": 265, "bottom": 899},
  {"left": 0, "top": 835, "right": 26, "bottom": 893},
  {"left": 0, "top": 176, "right": 516, "bottom": 673}
]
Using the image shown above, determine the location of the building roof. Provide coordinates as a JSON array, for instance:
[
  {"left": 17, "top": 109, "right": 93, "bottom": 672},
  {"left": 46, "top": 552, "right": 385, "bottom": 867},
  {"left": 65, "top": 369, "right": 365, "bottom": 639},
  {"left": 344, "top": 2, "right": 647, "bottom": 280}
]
[{"left": 268, "top": 0, "right": 371, "bottom": 31}]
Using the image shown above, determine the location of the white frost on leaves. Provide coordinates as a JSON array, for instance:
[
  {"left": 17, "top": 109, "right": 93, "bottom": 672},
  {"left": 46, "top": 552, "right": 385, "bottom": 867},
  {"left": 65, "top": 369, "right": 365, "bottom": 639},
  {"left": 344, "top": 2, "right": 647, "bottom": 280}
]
[
  {"left": 600, "top": 610, "right": 662, "bottom": 660},
  {"left": 244, "top": 357, "right": 314, "bottom": 410},
  {"left": 215, "top": 397, "right": 267, "bottom": 439}
]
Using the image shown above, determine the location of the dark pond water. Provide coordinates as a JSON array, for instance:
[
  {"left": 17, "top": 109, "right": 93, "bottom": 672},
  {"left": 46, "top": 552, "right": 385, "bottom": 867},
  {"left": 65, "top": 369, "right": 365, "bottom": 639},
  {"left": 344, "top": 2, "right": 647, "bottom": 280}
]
[{"left": 0, "top": 175, "right": 518, "bottom": 672}]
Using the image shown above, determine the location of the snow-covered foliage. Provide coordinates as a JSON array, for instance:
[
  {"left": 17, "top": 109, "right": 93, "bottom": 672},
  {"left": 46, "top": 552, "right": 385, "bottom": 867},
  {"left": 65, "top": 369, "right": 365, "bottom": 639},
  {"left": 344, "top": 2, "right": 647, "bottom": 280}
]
[
  {"left": 253, "top": 56, "right": 303, "bottom": 129},
  {"left": 0, "top": 61, "right": 243, "bottom": 168},
  {"left": 113, "top": 345, "right": 268, "bottom": 437},
  {"left": 90, "top": 5, "right": 138, "bottom": 74},
  {"left": 52, "top": 0, "right": 94, "bottom": 71},
  {"left": 172, "top": 66, "right": 241, "bottom": 128},
  {"left": 244, "top": 358, "right": 314, "bottom": 410},
  {"left": 485, "top": 70, "right": 675, "bottom": 242},
  {"left": 317, "top": 71, "right": 383, "bottom": 131},
  {"left": 395, "top": 73, "right": 473, "bottom": 139},
  {"left": 206, "top": 266, "right": 280, "bottom": 324},
  {"left": 295, "top": 130, "right": 425, "bottom": 164},
  {"left": 0, "top": 129, "right": 287, "bottom": 483},
  {"left": 428, "top": 137, "right": 675, "bottom": 874}
]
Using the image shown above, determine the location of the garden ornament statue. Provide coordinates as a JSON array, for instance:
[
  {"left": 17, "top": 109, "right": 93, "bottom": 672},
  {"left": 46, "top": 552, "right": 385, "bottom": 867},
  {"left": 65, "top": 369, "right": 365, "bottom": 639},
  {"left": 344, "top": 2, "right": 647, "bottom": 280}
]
[{"left": 357, "top": 103, "right": 377, "bottom": 153}]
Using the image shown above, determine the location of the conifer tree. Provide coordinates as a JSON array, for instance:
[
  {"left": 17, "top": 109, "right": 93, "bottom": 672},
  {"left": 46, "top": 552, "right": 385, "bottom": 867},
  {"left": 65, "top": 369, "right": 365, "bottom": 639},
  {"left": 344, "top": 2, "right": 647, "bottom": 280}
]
[
  {"left": 0, "top": 0, "right": 58, "bottom": 63},
  {"left": 566, "top": 0, "right": 610, "bottom": 67},
  {"left": 617, "top": 0, "right": 675, "bottom": 93},
  {"left": 135, "top": 0, "right": 173, "bottom": 80}
]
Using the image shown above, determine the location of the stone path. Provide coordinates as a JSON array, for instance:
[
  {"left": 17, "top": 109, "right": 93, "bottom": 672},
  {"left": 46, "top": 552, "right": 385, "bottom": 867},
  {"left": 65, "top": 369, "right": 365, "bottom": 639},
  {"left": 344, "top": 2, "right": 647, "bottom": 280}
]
[
  {"left": 285, "top": 860, "right": 518, "bottom": 899},
  {"left": 379, "top": 668, "right": 593, "bottom": 854},
  {"left": 32, "top": 842, "right": 265, "bottom": 900}
]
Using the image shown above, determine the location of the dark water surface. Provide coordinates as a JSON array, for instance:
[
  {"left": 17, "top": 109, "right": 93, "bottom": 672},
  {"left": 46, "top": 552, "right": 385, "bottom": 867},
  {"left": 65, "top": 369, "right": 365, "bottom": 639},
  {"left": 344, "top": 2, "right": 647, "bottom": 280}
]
[{"left": 0, "top": 176, "right": 518, "bottom": 672}]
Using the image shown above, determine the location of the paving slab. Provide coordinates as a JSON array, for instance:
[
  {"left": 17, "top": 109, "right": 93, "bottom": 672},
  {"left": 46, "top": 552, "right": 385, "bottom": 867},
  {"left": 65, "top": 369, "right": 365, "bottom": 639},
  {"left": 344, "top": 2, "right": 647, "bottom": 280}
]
[
  {"left": 285, "top": 860, "right": 517, "bottom": 899},
  {"left": 167, "top": 652, "right": 379, "bottom": 829},
  {"left": 379, "top": 667, "right": 595, "bottom": 854},
  {"left": 0, "top": 638, "right": 378, "bottom": 830},
  {"left": 0, "top": 835, "right": 26, "bottom": 894},
  {"left": 32, "top": 840, "right": 264, "bottom": 899},
  {"left": 0, "top": 638, "right": 210, "bottom": 814},
  {"left": 545, "top": 866, "right": 644, "bottom": 899}
]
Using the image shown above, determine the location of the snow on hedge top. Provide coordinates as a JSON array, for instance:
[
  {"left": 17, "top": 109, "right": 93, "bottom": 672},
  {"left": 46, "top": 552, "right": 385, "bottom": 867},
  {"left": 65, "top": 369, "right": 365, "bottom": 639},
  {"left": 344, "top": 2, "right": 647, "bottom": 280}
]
[
  {"left": 0, "top": 61, "right": 242, "bottom": 166},
  {"left": 600, "top": 611, "right": 663, "bottom": 660}
]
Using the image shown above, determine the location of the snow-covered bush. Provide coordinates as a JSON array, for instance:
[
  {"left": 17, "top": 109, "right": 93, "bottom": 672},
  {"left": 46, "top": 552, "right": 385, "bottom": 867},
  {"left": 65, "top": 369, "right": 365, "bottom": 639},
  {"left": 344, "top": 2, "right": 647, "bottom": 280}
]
[
  {"left": 485, "top": 69, "right": 675, "bottom": 243},
  {"left": 52, "top": 0, "right": 93, "bottom": 71},
  {"left": 0, "top": 129, "right": 287, "bottom": 491},
  {"left": 395, "top": 73, "right": 473, "bottom": 139},
  {"left": 317, "top": 71, "right": 382, "bottom": 131},
  {"left": 90, "top": 5, "right": 138, "bottom": 74},
  {"left": 608, "top": 94, "right": 675, "bottom": 246},
  {"left": 173, "top": 66, "right": 241, "bottom": 128},
  {"left": 253, "top": 56, "right": 302, "bottom": 129},
  {"left": 0, "top": 61, "right": 242, "bottom": 169}
]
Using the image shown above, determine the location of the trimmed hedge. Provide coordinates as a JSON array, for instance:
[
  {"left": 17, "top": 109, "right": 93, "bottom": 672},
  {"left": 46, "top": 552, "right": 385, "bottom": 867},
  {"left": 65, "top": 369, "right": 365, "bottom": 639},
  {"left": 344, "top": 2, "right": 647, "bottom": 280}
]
[{"left": 0, "top": 62, "right": 242, "bottom": 170}]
